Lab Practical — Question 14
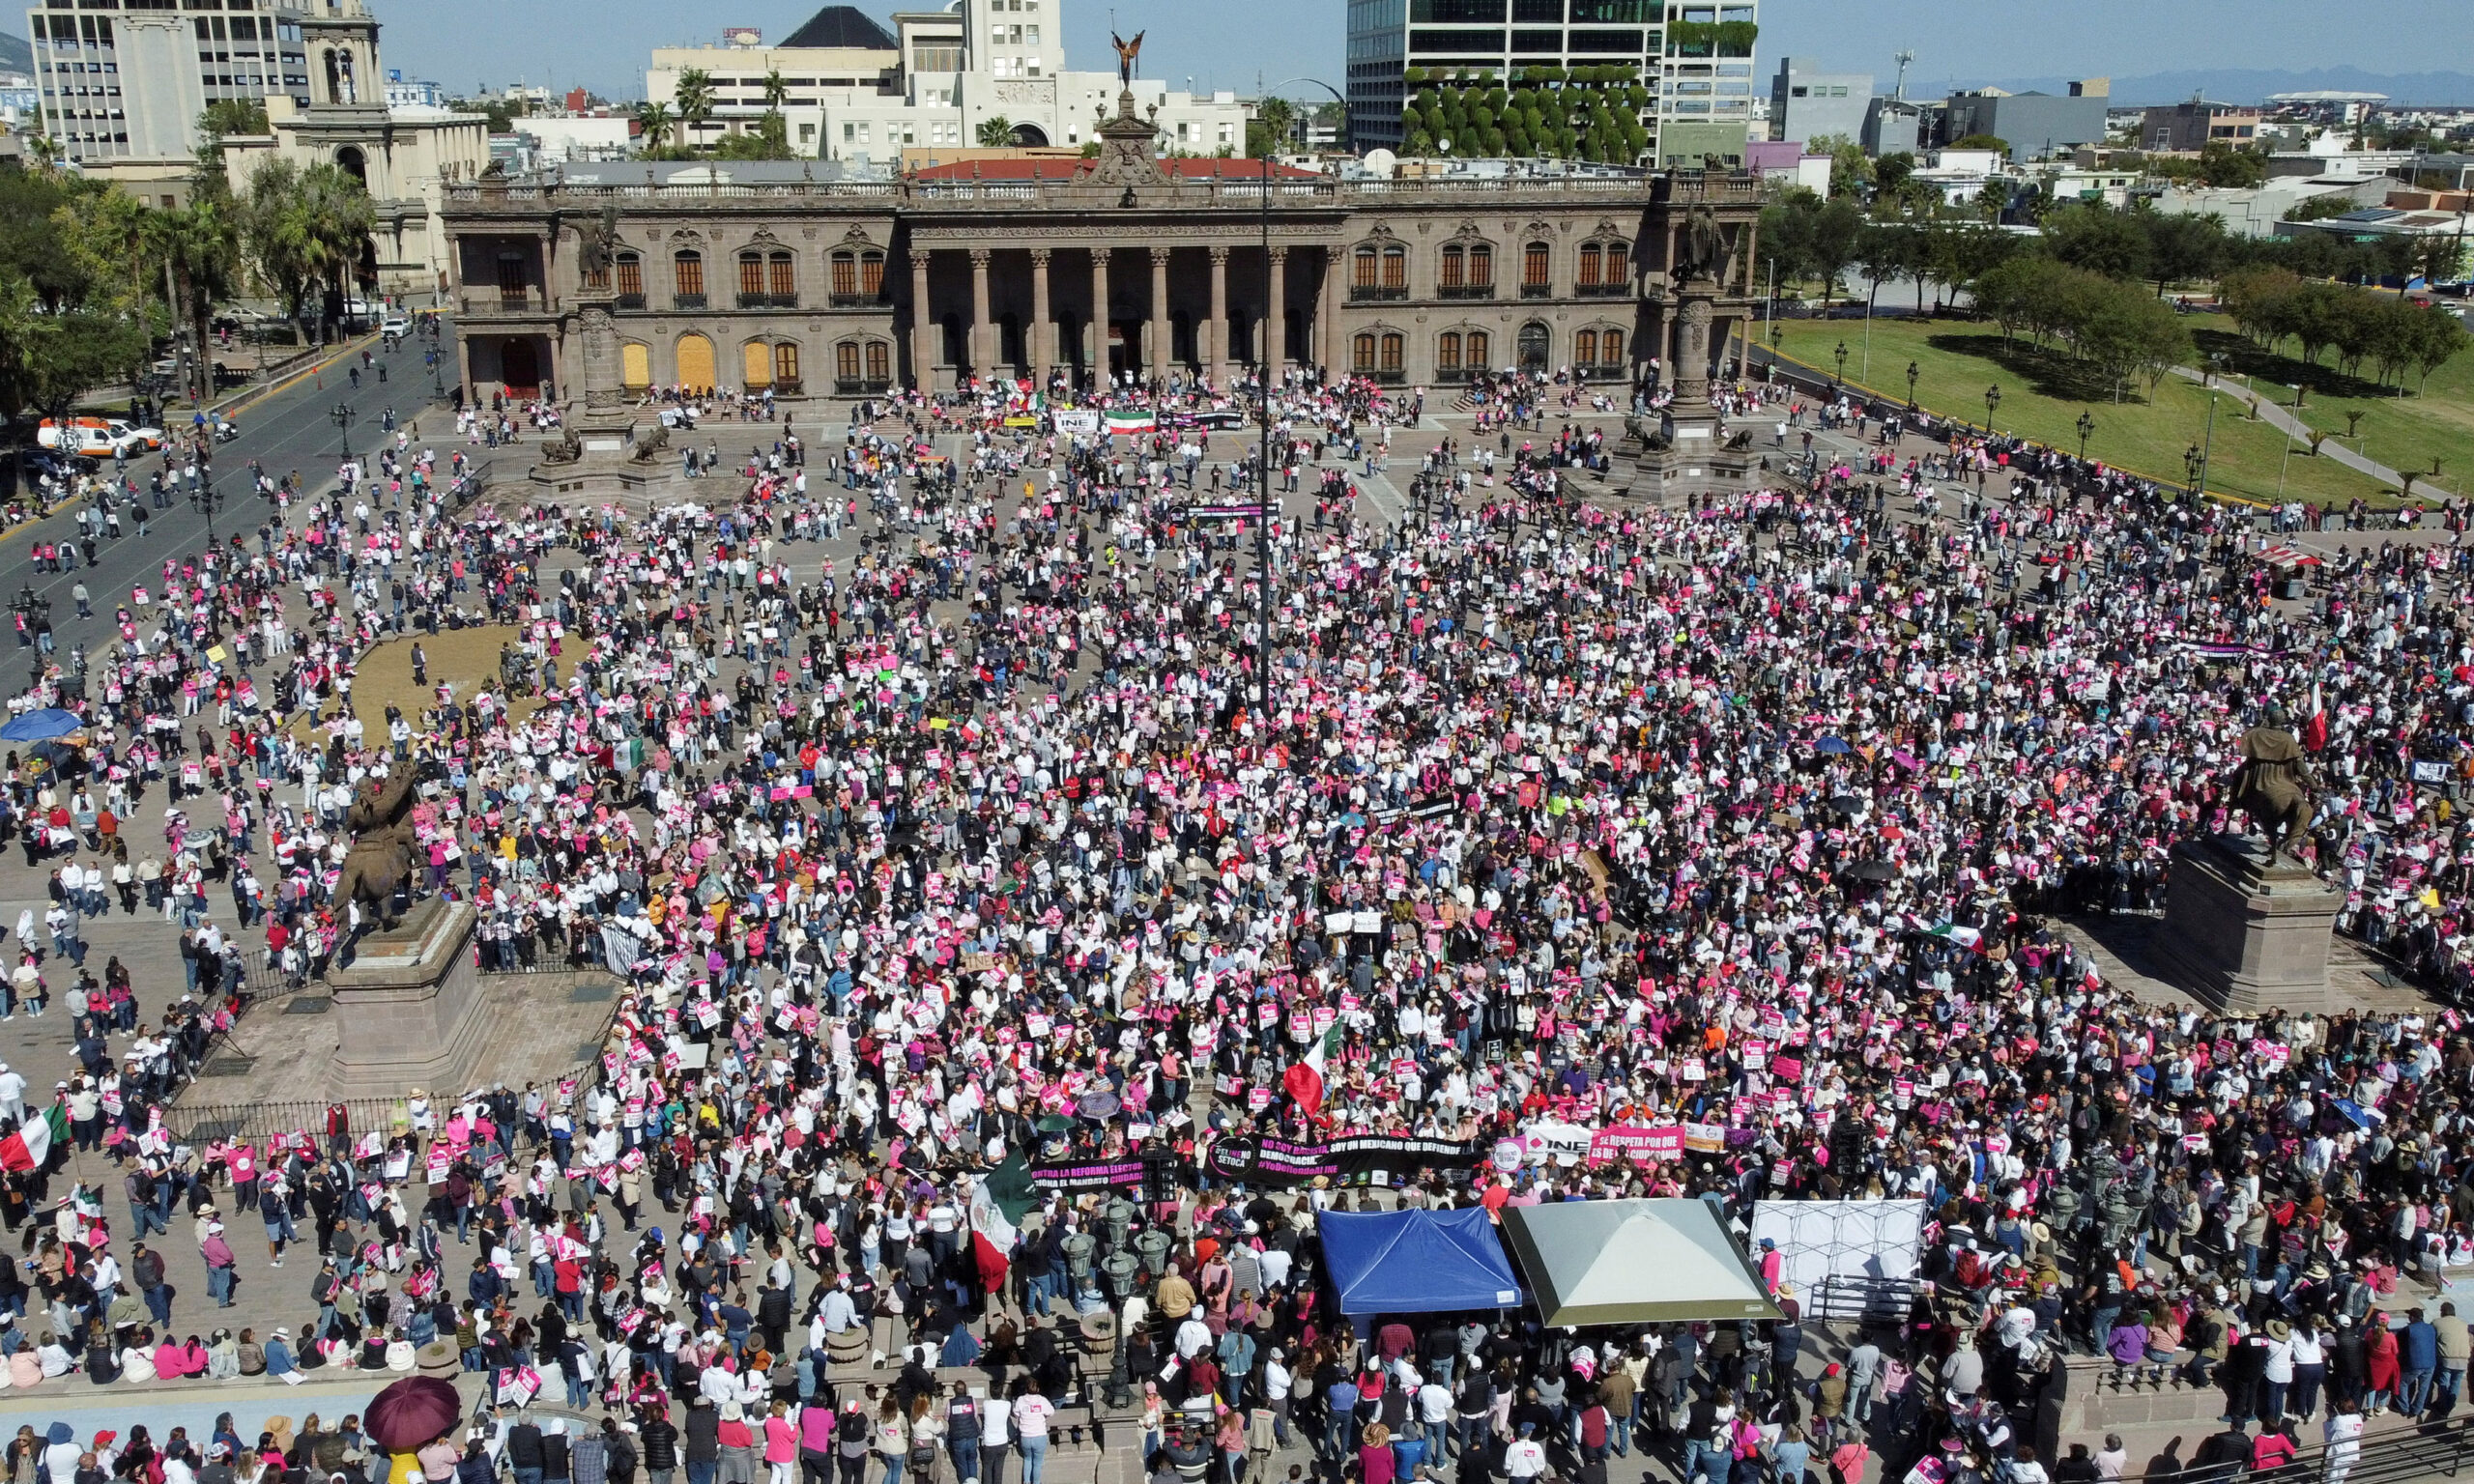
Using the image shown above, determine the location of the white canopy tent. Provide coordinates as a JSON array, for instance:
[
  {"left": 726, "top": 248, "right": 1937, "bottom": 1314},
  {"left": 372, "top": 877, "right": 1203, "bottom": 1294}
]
[{"left": 1500, "top": 1198, "right": 1782, "bottom": 1327}]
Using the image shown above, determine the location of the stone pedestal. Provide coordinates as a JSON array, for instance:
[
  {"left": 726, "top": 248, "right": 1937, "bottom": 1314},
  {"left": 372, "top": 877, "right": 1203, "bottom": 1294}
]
[
  {"left": 529, "top": 293, "right": 665, "bottom": 509},
  {"left": 2156, "top": 834, "right": 2342, "bottom": 1013},
  {"left": 1616, "top": 402, "right": 1757, "bottom": 504},
  {"left": 327, "top": 898, "right": 488, "bottom": 1098}
]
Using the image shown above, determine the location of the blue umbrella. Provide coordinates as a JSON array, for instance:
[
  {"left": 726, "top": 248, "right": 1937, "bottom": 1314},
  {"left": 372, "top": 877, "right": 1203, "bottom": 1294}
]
[
  {"left": 1813, "top": 735, "right": 1853, "bottom": 756},
  {"left": 0, "top": 709, "right": 82, "bottom": 743}
]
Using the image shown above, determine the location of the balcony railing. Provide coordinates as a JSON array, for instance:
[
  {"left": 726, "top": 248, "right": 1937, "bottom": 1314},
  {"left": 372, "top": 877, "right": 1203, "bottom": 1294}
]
[
  {"left": 1369, "top": 369, "right": 1409, "bottom": 386},
  {"left": 835, "top": 378, "right": 894, "bottom": 395},
  {"left": 1576, "top": 281, "right": 1631, "bottom": 298},
  {"left": 461, "top": 288, "right": 546, "bottom": 315},
  {"left": 1436, "top": 283, "right": 1496, "bottom": 300},
  {"left": 1521, "top": 282, "right": 1554, "bottom": 299},
  {"left": 1350, "top": 285, "right": 1408, "bottom": 302},
  {"left": 828, "top": 292, "right": 878, "bottom": 308},
  {"left": 616, "top": 293, "right": 647, "bottom": 311},
  {"left": 736, "top": 292, "right": 799, "bottom": 309},
  {"left": 674, "top": 293, "right": 708, "bottom": 311},
  {"left": 770, "top": 379, "right": 803, "bottom": 394}
]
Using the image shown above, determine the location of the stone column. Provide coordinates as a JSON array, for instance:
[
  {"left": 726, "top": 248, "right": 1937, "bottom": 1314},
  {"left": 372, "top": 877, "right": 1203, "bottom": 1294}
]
[
  {"left": 1149, "top": 245, "right": 1172, "bottom": 380},
  {"left": 1089, "top": 247, "right": 1110, "bottom": 381},
  {"left": 910, "top": 251, "right": 935, "bottom": 392},
  {"left": 1267, "top": 247, "right": 1288, "bottom": 372},
  {"left": 1317, "top": 244, "right": 1341, "bottom": 375},
  {"left": 1740, "top": 220, "right": 1760, "bottom": 297},
  {"left": 1029, "top": 248, "right": 1052, "bottom": 392},
  {"left": 1207, "top": 246, "right": 1229, "bottom": 386},
  {"left": 456, "top": 333, "right": 475, "bottom": 407},
  {"left": 968, "top": 247, "right": 992, "bottom": 384}
]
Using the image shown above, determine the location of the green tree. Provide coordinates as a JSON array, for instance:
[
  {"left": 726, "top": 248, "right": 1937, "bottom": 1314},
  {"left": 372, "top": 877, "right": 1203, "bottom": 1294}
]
[
  {"left": 1810, "top": 132, "right": 1871, "bottom": 199},
  {"left": 1247, "top": 96, "right": 1296, "bottom": 158},
  {"left": 674, "top": 69, "right": 716, "bottom": 151},
  {"left": 0, "top": 271, "right": 149, "bottom": 431},
  {"left": 1872, "top": 152, "right": 1917, "bottom": 200},
  {"left": 636, "top": 101, "right": 676, "bottom": 157},
  {"left": 976, "top": 115, "right": 1015, "bottom": 147},
  {"left": 2042, "top": 202, "right": 2152, "bottom": 282},
  {"left": 2197, "top": 143, "right": 2265, "bottom": 188},
  {"left": 2139, "top": 209, "right": 2226, "bottom": 299},
  {"left": 1807, "top": 197, "right": 1864, "bottom": 308},
  {"left": 762, "top": 71, "right": 790, "bottom": 111},
  {"left": 2405, "top": 301, "right": 2469, "bottom": 393},
  {"left": 197, "top": 100, "right": 270, "bottom": 141},
  {"left": 1948, "top": 133, "right": 2009, "bottom": 154},
  {"left": 237, "top": 158, "right": 374, "bottom": 343}
]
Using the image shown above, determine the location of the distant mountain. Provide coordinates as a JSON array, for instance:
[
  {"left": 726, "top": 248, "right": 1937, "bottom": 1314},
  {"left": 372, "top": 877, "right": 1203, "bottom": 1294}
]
[
  {"left": 0, "top": 32, "right": 30, "bottom": 74},
  {"left": 1975, "top": 66, "right": 2474, "bottom": 107}
]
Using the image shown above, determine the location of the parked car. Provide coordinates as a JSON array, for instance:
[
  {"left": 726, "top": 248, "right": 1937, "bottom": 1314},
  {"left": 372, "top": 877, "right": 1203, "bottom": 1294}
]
[
  {"left": 36, "top": 417, "right": 158, "bottom": 458},
  {"left": 380, "top": 315, "right": 412, "bottom": 339},
  {"left": 14, "top": 445, "right": 95, "bottom": 483}
]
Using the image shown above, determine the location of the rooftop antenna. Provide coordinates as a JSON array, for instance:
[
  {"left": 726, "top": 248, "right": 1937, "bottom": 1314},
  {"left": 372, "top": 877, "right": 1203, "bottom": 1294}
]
[{"left": 1892, "top": 50, "right": 1913, "bottom": 100}]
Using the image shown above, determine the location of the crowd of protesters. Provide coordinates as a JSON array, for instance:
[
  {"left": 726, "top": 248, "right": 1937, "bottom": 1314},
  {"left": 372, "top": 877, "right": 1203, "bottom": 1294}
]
[{"left": 0, "top": 358, "right": 2465, "bottom": 1484}]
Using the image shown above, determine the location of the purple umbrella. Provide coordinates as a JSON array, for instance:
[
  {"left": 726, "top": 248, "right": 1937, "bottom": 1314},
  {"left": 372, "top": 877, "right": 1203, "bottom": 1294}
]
[{"left": 365, "top": 1376, "right": 464, "bottom": 1453}]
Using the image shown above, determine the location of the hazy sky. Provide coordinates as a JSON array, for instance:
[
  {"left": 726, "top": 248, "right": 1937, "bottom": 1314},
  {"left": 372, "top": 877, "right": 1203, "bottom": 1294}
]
[{"left": 377, "top": 0, "right": 2470, "bottom": 101}]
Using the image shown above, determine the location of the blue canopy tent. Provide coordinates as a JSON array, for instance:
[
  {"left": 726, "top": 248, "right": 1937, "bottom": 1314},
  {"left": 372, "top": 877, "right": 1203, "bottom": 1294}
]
[
  {"left": 0, "top": 709, "right": 82, "bottom": 743},
  {"left": 1319, "top": 1206, "right": 1523, "bottom": 1316}
]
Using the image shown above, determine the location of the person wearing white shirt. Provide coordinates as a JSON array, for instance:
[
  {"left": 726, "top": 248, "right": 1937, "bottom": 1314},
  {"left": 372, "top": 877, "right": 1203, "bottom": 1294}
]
[
  {"left": 980, "top": 1392, "right": 1014, "bottom": 1484},
  {"left": 820, "top": 1280, "right": 857, "bottom": 1333},
  {"left": 1010, "top": 1386, "right": 1054, "bottom": 1484}
]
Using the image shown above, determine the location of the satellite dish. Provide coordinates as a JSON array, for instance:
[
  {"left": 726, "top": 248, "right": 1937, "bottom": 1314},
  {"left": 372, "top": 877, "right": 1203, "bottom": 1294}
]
[
  {"left": 1438, "top": 136, "right": 1453, "bottom": 154},
  {"left": 1363, "top": 148, "right": 1397, "bottom": 178}
]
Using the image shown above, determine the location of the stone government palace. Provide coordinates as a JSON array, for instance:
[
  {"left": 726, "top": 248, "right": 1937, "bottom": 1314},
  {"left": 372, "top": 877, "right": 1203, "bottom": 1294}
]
[{"left": 441, "top": 91, "right": 1764, "bottom": 406}]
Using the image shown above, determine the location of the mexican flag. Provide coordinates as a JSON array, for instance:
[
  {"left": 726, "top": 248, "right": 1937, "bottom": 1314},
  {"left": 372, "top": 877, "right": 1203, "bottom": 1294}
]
[
  {"left": 0, "top": 1104, "right": 65, "bottom": 1173},
  {"left": 1924, "top": 922, "right": 1981, "bottom": 950},
  {"left": 1107, "top": 411, "right": 1156, "bottom": 436},
  {"left": 1283, "top": 1023, "right": 1343, "bottom": 1115},
  {"left": 2302, "top": 680, "right": 2328, "bottom": 753},
  {"left": 968, "top": 1153, "right": 1036, "bottom": 1289}
]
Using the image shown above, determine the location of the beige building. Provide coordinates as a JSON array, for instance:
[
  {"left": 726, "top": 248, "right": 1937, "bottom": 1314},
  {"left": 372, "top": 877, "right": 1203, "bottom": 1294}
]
[
  {"left": 216, "top": 0, "right": 490, "bottom": 302},
  {"left": 440, "top": 94, "right": 1762, "bottom": 406}
]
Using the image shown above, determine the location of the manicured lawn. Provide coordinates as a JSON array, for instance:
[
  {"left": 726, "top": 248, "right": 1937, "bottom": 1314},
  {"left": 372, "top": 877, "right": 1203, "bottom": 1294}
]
[
  {"left": 1769, "top": 316, "right": 2409, "bottom": 507},
  {"left": 290, "top": 624, "right": 547, "bottom": 738},
  {"left": 2185, "top": 311, "right": 2474, "bottom": 501}
]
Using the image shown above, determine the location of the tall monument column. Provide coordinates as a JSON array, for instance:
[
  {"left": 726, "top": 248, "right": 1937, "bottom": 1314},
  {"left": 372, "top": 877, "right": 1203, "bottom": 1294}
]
[
  {"left": 1317, "top": 245, "right": 1341, "bottom": 374},
  {"left": 1029, "top": 248, "right": 1052, "bottom": 391},
  {"left": 968, "top": 248, "right": 992, "bottom": 383},
  {"left": 1207, "top": 246, "right": 1229, "bottom": 386},
  {"left": 1149, "top": 245, "right": 1172, "bottom": 380},
  {"left": 910, "top": 250, "right": 935, "bottom": 391}
]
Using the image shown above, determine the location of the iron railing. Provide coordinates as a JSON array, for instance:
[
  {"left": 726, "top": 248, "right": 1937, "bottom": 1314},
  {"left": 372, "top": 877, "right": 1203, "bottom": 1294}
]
[{"left": 2119, "top": 1413, "right": 2472, "bottom": 1484}]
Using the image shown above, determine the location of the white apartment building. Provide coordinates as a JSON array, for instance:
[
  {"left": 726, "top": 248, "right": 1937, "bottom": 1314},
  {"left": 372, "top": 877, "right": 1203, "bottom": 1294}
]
[{"left": 647, "top": 3, "right": 1250, "bottom": 166}]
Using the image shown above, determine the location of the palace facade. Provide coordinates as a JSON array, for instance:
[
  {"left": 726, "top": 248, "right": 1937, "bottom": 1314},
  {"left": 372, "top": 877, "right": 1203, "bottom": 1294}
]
[{"left": 440, "top": 102, "right": 1763, "bottom": 406}]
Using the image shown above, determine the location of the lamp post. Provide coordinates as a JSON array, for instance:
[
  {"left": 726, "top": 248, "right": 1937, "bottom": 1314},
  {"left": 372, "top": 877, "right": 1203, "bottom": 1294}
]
[
  {"left": 2184, "top": 442, "right": 2204, "bottom": 495},
  {"left": 332, "top": 402, "right": 355, "bottom": 460},
  {"left": 1906, "top": 360, "right": 1919, "bottom": 409},
  {"left": 1983, "top": 384, "right": 2001, "bottom": 433},
  {"left": 1833, "top": 340, "right": 1849, "bottom": 385},
  {"left": 2197, "top": 385, "right": 2219, "bottom": 499},
  {"left": 2076, "top": 411, "right": 2095, "bottom": 462},
  {"left": 188, "top": 478, "right": 227, "bottom": 549}
]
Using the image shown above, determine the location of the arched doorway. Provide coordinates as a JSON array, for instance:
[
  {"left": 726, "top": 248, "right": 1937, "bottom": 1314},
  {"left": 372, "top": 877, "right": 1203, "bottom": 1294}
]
[
  {"left": 741, "top": 340, "right": 773, "bottom": 389},
  {"left": 1007, "top": 123, "right": 1050, "bottom": 147},
  {"left": 675, "top": 332, "right": 715, "bottom": 391},
  {"left": 334, "top": 146, "right": 366, "bottom": 186},
  {"left": 499, "top": 338, "right": 540, "bottom": 395},
  {"left": 620, "top": 343, "right": 651, "bottom": 390},
  {"left": 1517, "top": 321, "right": 1550, "bottom": 374}
]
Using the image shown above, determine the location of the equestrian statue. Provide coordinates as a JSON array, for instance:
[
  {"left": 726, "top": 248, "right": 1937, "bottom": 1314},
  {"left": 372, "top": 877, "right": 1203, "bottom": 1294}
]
[
  {"left": 2229, "top": 703, "right": 2317, "bottom": 865},
  {"left": 334, "top": 759, "right": 439, "bottom": 931}
]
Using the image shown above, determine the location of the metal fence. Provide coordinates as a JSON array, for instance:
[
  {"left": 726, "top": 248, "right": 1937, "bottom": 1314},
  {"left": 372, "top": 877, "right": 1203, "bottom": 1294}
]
[{"left": 163, "top": 1097, "right": 407, "bottom": 1148}]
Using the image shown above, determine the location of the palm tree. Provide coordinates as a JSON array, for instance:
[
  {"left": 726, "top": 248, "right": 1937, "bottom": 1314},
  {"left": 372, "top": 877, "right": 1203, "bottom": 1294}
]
[
  {"left": 636, "top": 100, "right": 675, "bottom": 157},
  {"left": 975, "top": 115, "right": 1015, "bottom": 148},
  {"left": 674, "top": 70, "right": 716, "bottom": 152},
  {"left": 762, "top": 71, "right": 790, "bottom": 111},
  {"left": 152, "top": 199, "right": 239, "bottom": 402}
]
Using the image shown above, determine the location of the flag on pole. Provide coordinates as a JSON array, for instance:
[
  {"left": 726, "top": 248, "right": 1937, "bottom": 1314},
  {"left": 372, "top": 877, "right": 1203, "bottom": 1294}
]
[
  {"left": 0, "top": 1104, "right": 65, "bottom": 1173},
  {"left": 1283, "top": 1023, "right": 1343, "bottom": 1114},
  {"left": 2303, "top": 680, "right": 2327, "bottom": 753}
]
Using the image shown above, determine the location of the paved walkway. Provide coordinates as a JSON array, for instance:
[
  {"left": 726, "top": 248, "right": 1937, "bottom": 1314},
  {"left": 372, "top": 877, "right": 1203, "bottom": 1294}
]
[{"left": 2165, "top": 364, "right": 2406, "bottom": 492}]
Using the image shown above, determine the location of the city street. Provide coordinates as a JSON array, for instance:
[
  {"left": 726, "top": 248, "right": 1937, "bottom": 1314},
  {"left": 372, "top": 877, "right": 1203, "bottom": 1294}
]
[{"left": 9, "top": 327, "right": 461, "bottom": 667}]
